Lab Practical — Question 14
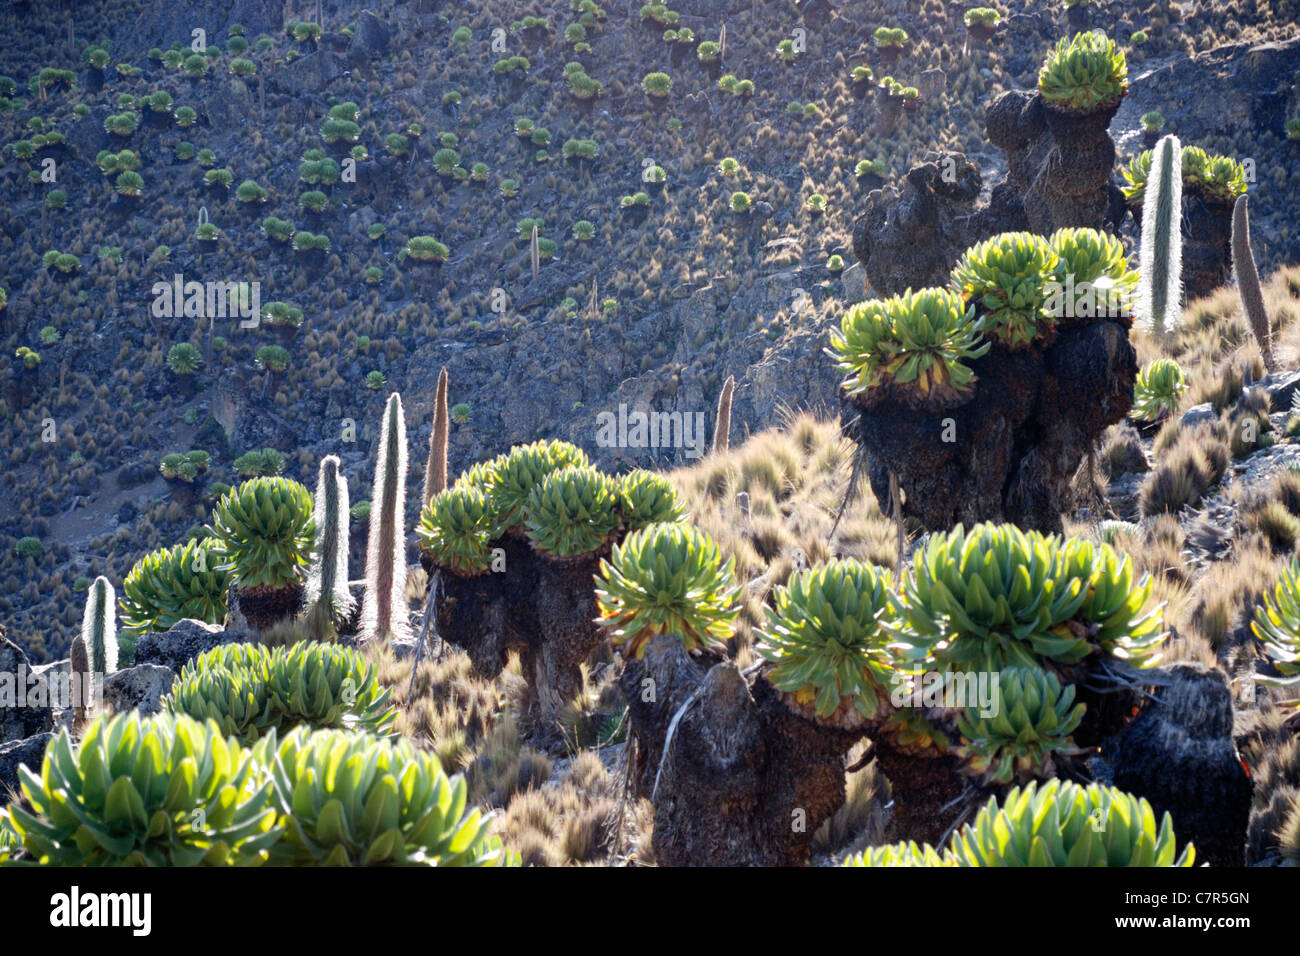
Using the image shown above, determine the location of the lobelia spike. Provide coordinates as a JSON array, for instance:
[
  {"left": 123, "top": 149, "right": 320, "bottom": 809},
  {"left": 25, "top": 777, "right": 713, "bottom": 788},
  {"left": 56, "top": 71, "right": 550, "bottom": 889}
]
[
  {"left": 713, "top": 374, "right": 735, "bottom": 455},
  {"left": 306, "top": 454, "right": 353, "bottom": 623},
  {"left": 421, "top": 366, "right": 450, "bottom": 508},
  {"left": 69, "top": 635, "right": 89, "bottom": 723},
  {"left": 83, "top": 575, "right": 117, "bottom": 678},
  {"left": 1231, "top": 194, "right": 1274, "bottom": 373},
  {"left": 362, "top": 392, "right": 411, "bottom": 643},
  {"left": 1138, "top": 134, "right": 1183, "bottom": 337},
  {"left": 80, "top": 575, "right": 116, "bottom": 716}
]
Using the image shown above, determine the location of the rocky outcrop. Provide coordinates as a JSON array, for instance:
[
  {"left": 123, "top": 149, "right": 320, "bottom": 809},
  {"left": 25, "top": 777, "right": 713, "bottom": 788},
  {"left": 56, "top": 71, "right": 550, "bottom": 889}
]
[
  {"left": 1112, "top": 36, "right": 1300, "bottom": 184},
  {"left": 197, "top": 77, "right": 256, "bottom": 132},
  {"left": 350, "top": 10, "right": 392, "bottom": 58},
  {"left": 1263, "top": 368, "right": 1300, "bottom": 411},
  {"left": 133, "top": 619, "right": 252, "bottom": 675},
  {"left": 1108, "top": 663, "right": 1253, "bottom": 867},
  {"left": 407, "top": 270, "right": 844, "bottom": 477}
]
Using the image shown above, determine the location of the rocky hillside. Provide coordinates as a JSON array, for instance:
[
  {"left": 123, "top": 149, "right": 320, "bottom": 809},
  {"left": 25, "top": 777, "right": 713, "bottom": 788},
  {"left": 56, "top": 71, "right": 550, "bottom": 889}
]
[{"left": 1, "top": 0, "right": 1299, "bottom": 661}]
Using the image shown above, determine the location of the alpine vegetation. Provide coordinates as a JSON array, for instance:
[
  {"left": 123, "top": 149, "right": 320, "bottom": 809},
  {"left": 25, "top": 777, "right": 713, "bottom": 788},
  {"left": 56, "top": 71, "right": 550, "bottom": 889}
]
[
  {"left": 713, "top": 374, "right": 735, "bottom": 455},
  {"left": 2, "top": 1, "right": 1299, "bottom": 880},
  {"left": 304, "top": 455, "right": 352, "bottom": 625},
  {"left": 1232, "top": 194, "right": 1274, "bottom": 372},
  {"left": 82, "top": 575, "right": 118, "bottom": 681},
  {"left": 422, "top": 367, "right": 451, "bottom": 508},
  {"left": 1138, "top": 134, "right": 1183, "bottom": 336},
  {"left": 362, "top": 392, "right": 410, "bottom": 644}
]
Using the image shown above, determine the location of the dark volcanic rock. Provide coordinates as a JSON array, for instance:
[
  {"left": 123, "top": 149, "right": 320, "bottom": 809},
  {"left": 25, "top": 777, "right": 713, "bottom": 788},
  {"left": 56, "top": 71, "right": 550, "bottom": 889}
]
[
  {"left": 104, "top": 664, "right": 176, "bottom": 716},
  {"left": 1263, "top": 368, "right": 1300, "bottom": 411},
  {"left": 1108, "top": 663, "right": 1253, "bottom": 867},
  {"left": 268, "top": 51, "right": 350, "bottom": 95},
  {"left": 197, "top": 77, "right": 256, "bottom": 131},
  {"left": 351, "top": 10, "right": 392, "bottom": 57},
  {"left": 0, "top": 732, "right": 53, "bottom": 808},
  {"left": 1, "top": 637, "right": 53, "bottom": 744},
  {"left": 133, "top": 619, "right": 252, "bottom": 675}
]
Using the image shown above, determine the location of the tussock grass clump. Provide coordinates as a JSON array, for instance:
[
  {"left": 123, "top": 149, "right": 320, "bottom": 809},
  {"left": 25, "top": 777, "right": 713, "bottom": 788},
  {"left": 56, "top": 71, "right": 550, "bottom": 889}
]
[
  {"left": 1182, "top": 534, "right": 1282, "bottom": 652},
  {"left": 497, "top": 752, "right": 627, "bottom": 867},
  {"left": 1139, "top": 425, "right": 1230, "bottom": 516},
  {"left": 1100, "top": 423, "right": 1148, "bottom": 478},
  {"left": 1224, "top": 387, "right": 1273, "bottom": 460},
  {"left": 365, "top": 643, "right": 504, "bottom": 775}
]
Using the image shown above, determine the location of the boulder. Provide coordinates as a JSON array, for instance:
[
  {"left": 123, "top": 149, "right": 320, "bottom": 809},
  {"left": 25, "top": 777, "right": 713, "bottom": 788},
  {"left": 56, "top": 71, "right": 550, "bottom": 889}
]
[
  {"left": 840, "top": 262, "right": 867, "bottom": 304},
  {"left": 197, "top": 77, "right": 255, "bottom": 131},
  {"left": 1263, "top": 368, "right": 1300, "bottom": 412},
  {"left": 133, "top": 619, "right": 252, "bottom": 675},
  {"left": 350, "top": 10, "right": 392, "bottom": 57},
  {"left": 0, "top": 637, "right": 53, "bottom": 744},
  {"left": 104, "top": 664, "right": 176, "bottom": 716},
  {"left": 0, "top": 732, "right": 53, "bottom": 808},
  {"left": 268, "top": 51, "right": 349, "bottom": 95},
  {"left": 915, "top": 68, "right": 946, "bottom": 101},
  {"left": 1178, "top": 402, "right": 1218, "bottom": 429}
]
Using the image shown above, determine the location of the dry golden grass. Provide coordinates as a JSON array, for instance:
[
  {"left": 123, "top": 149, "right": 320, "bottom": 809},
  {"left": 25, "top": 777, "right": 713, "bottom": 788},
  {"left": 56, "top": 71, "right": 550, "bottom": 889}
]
[
  {"left": 1179, "top": 533, "right": 1282, "bottom": 655},
  {"left": 1134, "top": 266, "right": 1300, "bottom": 416},
  {"left": 1099, "top": 423, "right": 1148, "bottom": 478},
  {"left": 1138, "top": 427, "right": 1229, "bottom": 517},
  {"left": 496, "top": 750, "right": 643, "bottom": 867},
  {"left": 665, "top": 410, "right": 896, "bottom": 658},
  {"left": 1242, "top": 695, "right": 1300, "bottom": 863},
  {"left": 365, "top": 628, "right": 651, "bottom": 865}
]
